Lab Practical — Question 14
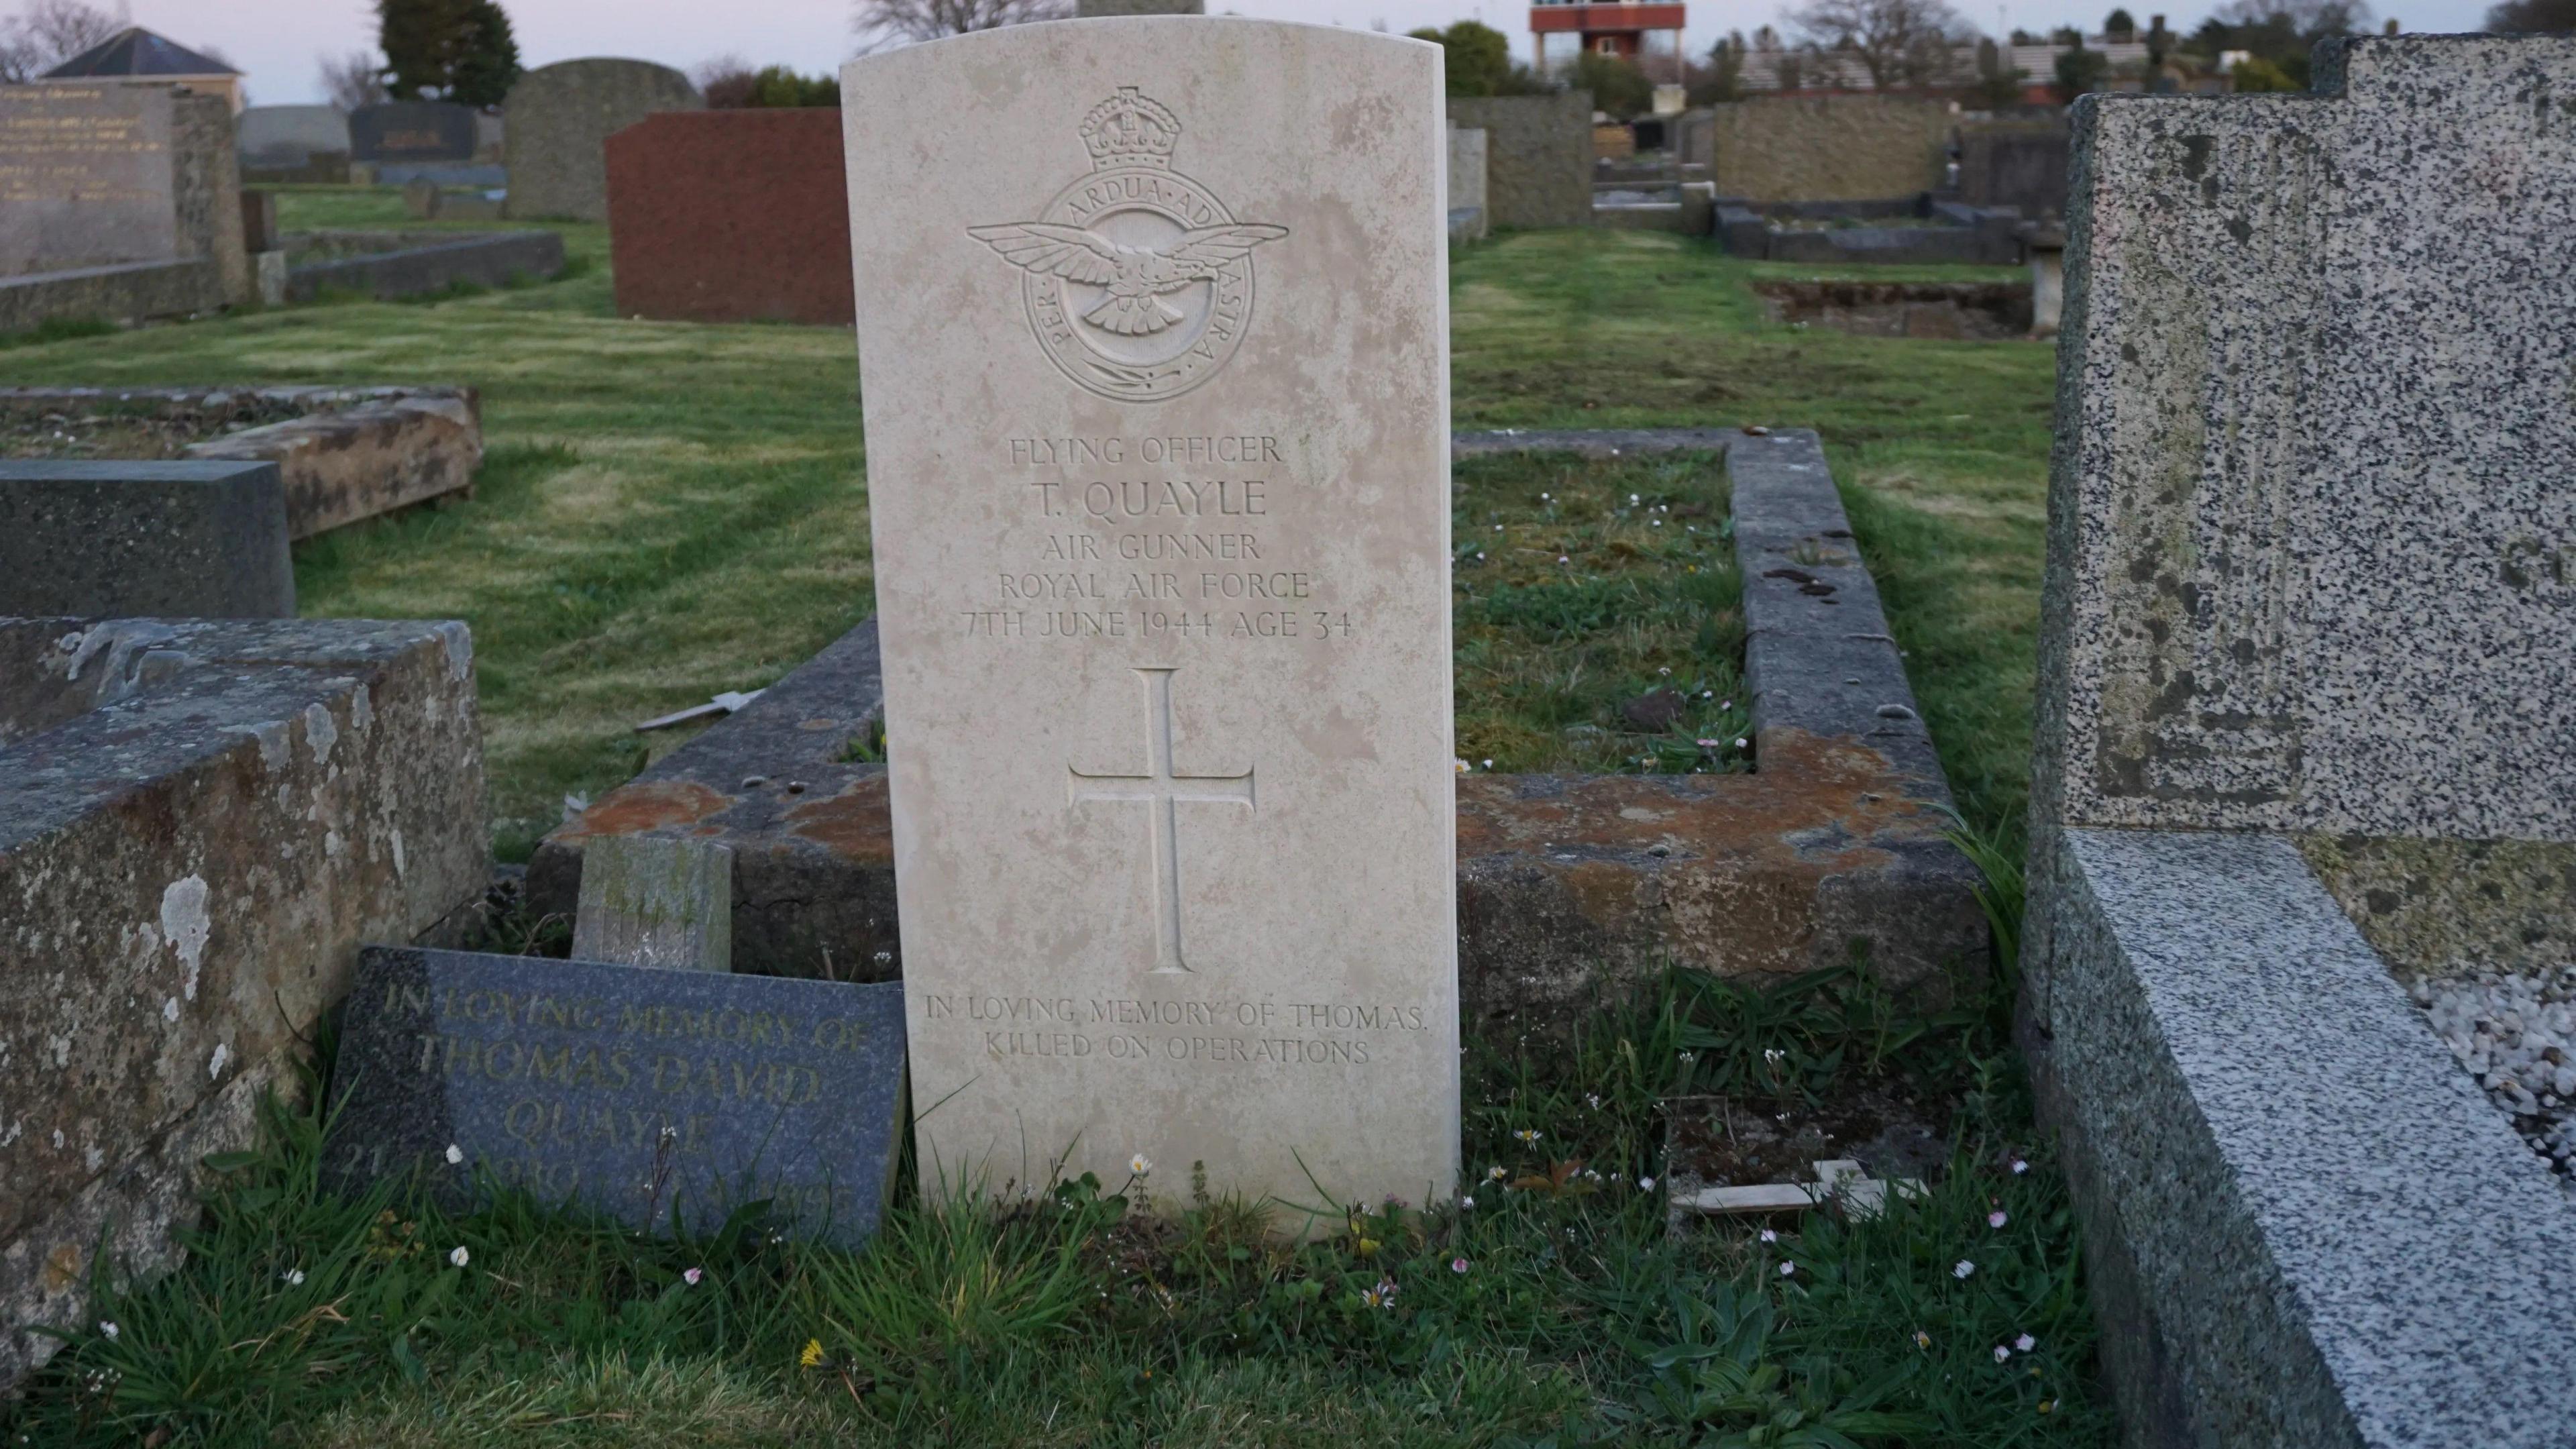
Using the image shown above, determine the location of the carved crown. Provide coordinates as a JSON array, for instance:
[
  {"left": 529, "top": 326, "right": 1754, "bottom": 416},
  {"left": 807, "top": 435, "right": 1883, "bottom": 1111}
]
[{"left": 1080, "top": 88, "right": 1180, "bottom": 170}]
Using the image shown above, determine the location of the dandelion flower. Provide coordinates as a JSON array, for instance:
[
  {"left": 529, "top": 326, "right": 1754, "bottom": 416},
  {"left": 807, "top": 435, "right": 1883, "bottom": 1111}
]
[
  {"left": 444, "top": 1144, "right": 464, "bottom": 1165},
  {"left": 1913, "top": 1330, "right": 1931, "bottom": 1349},
  {"left": 1759, "top": 1228, "right": 1778, "bottom": 1244},
  {"left": 799, "top": 1338, "right": 824, "bottom": 1369},
  {"left": 2016, "top": 1333, "right": 2036, "bottom": 1352},
  {"left": 1994, "top": 1345, "right": 2012, "bottom": 1362},
  {"left": 449, "top": 1246, "right": 470, "bottom": 1269},
  {"left": 683, "top": 1267, "right": 704, "bottom": 1286},
  {"left": 96, "top": 1322, "right": 117, "bottom": 1341},
  {"left": 1451, "top": 1256, "right": 1470, "bottom": 1273},
  {"left": 1953, "top": 1259, "right": 1976, "bottom": 1279},
  {"left": 1778, "top": 1261, "right": 1796, "bottom": 1277},
  {"left": 1989, "top": 1210, "right": 2009, "bottom": 1228}
]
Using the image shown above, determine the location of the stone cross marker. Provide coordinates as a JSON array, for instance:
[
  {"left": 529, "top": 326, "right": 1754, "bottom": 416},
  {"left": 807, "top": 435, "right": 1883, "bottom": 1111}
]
[{"left": 842, "top": 19, "right": 1457, "bottom": 1208}]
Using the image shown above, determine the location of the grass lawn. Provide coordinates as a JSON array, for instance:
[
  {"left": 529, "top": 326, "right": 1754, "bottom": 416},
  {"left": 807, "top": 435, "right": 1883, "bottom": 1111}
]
[{"left": 1, "top": 211, "right": 2089, "bottom": 1446}]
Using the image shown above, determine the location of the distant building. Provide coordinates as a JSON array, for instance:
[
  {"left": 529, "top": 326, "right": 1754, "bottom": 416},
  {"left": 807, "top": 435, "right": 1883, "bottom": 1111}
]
[
  {"left": 38, "top": 27, "right": 242, "bottom": 112},
  {"left": 1531, "top": 3, "right": 1689, "bottom": 82}
]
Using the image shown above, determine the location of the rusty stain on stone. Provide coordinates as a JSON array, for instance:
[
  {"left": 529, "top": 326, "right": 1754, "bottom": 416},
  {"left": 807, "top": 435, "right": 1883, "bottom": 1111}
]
[
  {"left": 784, "top": 775, "right": 894, "bottom": 861},
  {"left": 555, "top": 780, "right": 734, "bottom": 840}
]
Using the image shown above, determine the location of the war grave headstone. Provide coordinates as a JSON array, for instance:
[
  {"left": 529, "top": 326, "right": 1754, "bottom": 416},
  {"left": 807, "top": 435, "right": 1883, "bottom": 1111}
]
[
  {"left": 2023, "top": 34, "right": 2576, "bottom": 1449},
  {"left": 504, "top": 59, "right": 700, "bottom": 223},
  {"left": 841, "top": 20, "right": 1457, "bottom": 1209},
  {"left": 1, "top": 616, "right": 489, "bottom": 1389},
  {"left": 322, "top": 948, "right": 906, "bottom": 1245},
  {"left": 0, "top": 82, "right": 248, "bottom": 330}
]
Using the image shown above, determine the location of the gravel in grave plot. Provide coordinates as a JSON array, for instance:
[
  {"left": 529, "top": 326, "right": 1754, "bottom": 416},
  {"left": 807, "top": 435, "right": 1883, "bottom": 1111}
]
[
  {"left": 2412, "top": 966, "right": 2576, "bottom": 1187},
  {"left": 0, "top": 402, "right": 293, "bottom": 462}
]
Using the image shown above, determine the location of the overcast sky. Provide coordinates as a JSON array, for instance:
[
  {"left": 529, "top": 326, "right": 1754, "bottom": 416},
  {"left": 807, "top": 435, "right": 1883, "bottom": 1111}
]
[{"left": 146, "top": 0, "right": 2491, "bottom": 107}]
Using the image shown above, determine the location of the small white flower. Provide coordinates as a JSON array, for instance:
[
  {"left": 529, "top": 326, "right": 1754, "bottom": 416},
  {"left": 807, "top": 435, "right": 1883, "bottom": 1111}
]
[
  {"left": 1460, "top": 1195, "right": 1476, "bottom": 1210},
  {"left": 1487, "top": 1165, "right": 1507, "bottom": 1181},
  {"left": 1994, "top": 1344, "right": 2012, "bottom": 1362},
  {"left": 1989, "top": 1210, "right": 2009, "bottom": 1228},
  {"left": 1129, "top": 1153, "right": 1152, "bottom": 1176},
  {"left": 1629, "top": 493, "right": 1640, "bottom": 503},
  {"left": 2011, "top": 1158, "right": 2030, "bottom": 1175},
  {"left": 1585, "top": 1093, "right": 1602, "bottom": 1109},
  {"left": 1482, "top": 758, "right": 1494, "bottom": 769},
  {"left": 280, "top": 1269, "right": 305, "bottom": 1286},
  {"left": 1763, "top": 1047, "right": 1786, "bottom": 1065},
  {"left": 1953, "top": 1259, "right": 1976, "bottom": 1279},
  {"left": 1734, "top": 737, "right": 1749, "bottom": 749},
  {"left": 1513, "top": 1128, "right": 1542, "bottom": 1144},
  {"left": 1678, "top": 1050, "right": 1697, "bottom": 1063},
  {"left": 449, "top": 1246, "right": 470, "bottom": 1269},
  {"left": 1493, "top": 524, "right": 1503, "bottom": 531},
  {"left": 96, "top": 1322, "right": 117, "bottom": 1340},
  {"left": 1556, "top": 555, "right": 1570, "bottom": 565},
  {"left": 683, "top": 1267, "right": 704, "bottom": 1285},
  {"left": 1657, "top": 665, "right": 1671, "bottom": 676},
  {"left": 2015, "top": 1333, "right": 2037, "bottom": 1352},
  {"left": 445, "top": 1144, "right": 464, "bottom": 1165},
  {"left": 1759, "top": 1228, "right": 1778, "bottom": 1244},
  {"left": 1701, "top": 690, "right": 1714, "bottom": 699},
  {"left": 1455, "top": 758, "right": 1470, "bottom": 773},
  {"left": 1638, "top": 1176, "right": 1656, "bottom": 1191},
  {"left": 1778, "top": 1261, "right": 1796, "bottom": 1277}
]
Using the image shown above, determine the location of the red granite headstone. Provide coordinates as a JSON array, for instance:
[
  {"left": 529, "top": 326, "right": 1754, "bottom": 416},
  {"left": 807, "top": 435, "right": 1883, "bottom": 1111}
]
[{"left": 604, "top": 109, "right": 853, "bottom": 326}]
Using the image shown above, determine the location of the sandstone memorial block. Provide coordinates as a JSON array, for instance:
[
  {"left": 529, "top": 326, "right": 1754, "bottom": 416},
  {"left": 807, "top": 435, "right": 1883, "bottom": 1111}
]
[
  {"left": 842, "top": 19, "right": 1457, "bottom": 1208},
  {"left": 2023, "top": 35, "right": 2576, "bottom": 1449},
  {"left": 323, "top": 948, "right": 907, "bottom": 1246}
]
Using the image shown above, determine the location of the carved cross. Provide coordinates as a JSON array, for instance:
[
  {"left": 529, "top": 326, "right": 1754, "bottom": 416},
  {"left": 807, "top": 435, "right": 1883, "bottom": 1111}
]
[{"left": 1067, "top": 666, "right": 1254, "bottom": 975}]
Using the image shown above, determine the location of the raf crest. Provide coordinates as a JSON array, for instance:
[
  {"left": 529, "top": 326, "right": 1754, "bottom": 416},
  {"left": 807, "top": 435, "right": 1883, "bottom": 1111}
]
[{"left": 969, "top": 88, "right": 1285, "bottom": 403}]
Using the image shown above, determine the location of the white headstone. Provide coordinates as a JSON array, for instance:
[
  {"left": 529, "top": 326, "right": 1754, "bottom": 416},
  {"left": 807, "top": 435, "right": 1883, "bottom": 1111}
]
[{"left": 841, "top": 19, "right": 1457, "bottom": 1209}]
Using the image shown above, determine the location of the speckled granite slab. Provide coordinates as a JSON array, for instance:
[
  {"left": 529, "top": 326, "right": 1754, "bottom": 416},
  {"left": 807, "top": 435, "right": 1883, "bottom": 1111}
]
[{"left": 2034, "top": 35, "right": 2576, "bottom": 841}]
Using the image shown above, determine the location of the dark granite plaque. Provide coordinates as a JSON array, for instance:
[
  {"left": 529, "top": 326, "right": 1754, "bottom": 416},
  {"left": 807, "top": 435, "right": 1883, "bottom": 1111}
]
[
  {"left": 347, "top": 101, "right": 478, "bottom": 163},
  {"left": 323, "top": 946, "right": 907, "bottom": 1246}
]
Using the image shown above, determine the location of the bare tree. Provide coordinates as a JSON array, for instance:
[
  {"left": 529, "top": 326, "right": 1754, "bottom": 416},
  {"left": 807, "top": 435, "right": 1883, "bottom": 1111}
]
[
  {"left": 318, "top": 49, "right": 387, "bottom": 109},
  {"left": 851, "top": 0, "right": 1071, "bottom": 53},
  {"left": 1784, "top": 0, "right": 1972, "bottom": 89},
  {"left": 0, "top": 0, "right": 128, "bottom": 83}
]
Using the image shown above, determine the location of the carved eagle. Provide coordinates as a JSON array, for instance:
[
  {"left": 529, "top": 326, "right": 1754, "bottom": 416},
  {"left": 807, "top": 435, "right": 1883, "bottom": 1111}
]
[{"left": 967, "top": 221, "right": 1289, "bottom": 337}]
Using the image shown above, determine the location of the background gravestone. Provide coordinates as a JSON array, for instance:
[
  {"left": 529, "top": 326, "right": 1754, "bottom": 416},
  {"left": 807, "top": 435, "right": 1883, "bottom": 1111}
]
[
  {"left": 347, "top": 100, "right": 478, "bottom": 164},
  {"left": 1447, "top": 92, "right": 1592, "bottom": 229},
  {"left": 0, "top": 83, "right": 183, "bottom": 274},
  {"left": 234, "top": 104, "right": 348, "bottom": 170},
  {"left": 604, "top": 109, "right": 853, "bottom": 324},
  {"left": 504, "top": 58, "right": 701, "bottom": 223},
  {"left": 2025, "top": 34, "right": 2576, "bottom": 1449},
  {"left": 323, "top": 948, "right": 907, "bottom": 1246},
  {"left": 1957, "top": 119, "right": 2070, "bottom": 216},
  {"left": 842, "top": 21, "right": 1458, "bottom": 1209}
]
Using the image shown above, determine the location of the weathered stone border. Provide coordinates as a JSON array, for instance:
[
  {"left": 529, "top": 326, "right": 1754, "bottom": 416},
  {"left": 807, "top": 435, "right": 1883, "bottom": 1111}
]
[
  {"left": 1716, "top": 195, "right": 2023, "bottom": 266},
  {"left": 0, "top": 616, "right": 490, "bottom": 1389},
  {"left": 284, "top": 230, "right": 566, "bottom": 304},
  {"left": 0, "top": 386, "right": 482, "bottom": 540},
  {"left": 530, "top": 429, "right": 1986, "bottom": 1023},
  {"left": 0, "top": 258, "right": 226, "bottom": 335}
]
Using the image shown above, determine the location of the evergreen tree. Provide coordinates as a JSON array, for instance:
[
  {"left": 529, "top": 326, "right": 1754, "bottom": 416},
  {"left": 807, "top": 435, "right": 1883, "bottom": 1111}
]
[
  {"left": 378, "top": 0, "right": 518, "bottom": 103},
  {"left": 449, "top": 0, "right": 520, "bottom": 107}
]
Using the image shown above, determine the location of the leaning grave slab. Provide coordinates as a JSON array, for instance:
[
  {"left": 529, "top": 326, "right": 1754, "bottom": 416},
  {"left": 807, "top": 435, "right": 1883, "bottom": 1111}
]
[
  {"left": 2023, "top": 35, "right": 2576, "bottom": 1449},
  {"left": 531, "top": 428, "right": 1986, "bottom": 1032},
  {"left": 0, "top": 616, "right": 489, "bottom": 1390},
  {"left": 0, "top": 385, "right": 482, "bottom": 539}
]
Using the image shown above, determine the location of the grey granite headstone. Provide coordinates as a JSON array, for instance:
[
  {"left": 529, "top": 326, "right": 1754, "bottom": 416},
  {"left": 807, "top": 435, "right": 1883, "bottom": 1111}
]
[
  {"left": 502, "top": 59, "right": 700, "bottom": 223},
  {"left": 235, "top": 105, "right": 349, "bottom": 169},
  {"left": 0, "top": 461, "right": 292, "bottom": 619},
  {"left": 323, "top": 947, "right": 907, "bottom": 1246},
  {"left": 572, "top": 835, "right": 733, "bottom": 971},
  {"left": 348, "top": 101, "right": 478, "bottom": 164},
  {"left": 2023, "top": 34, "right": 2576, "bottom": 1449}
]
